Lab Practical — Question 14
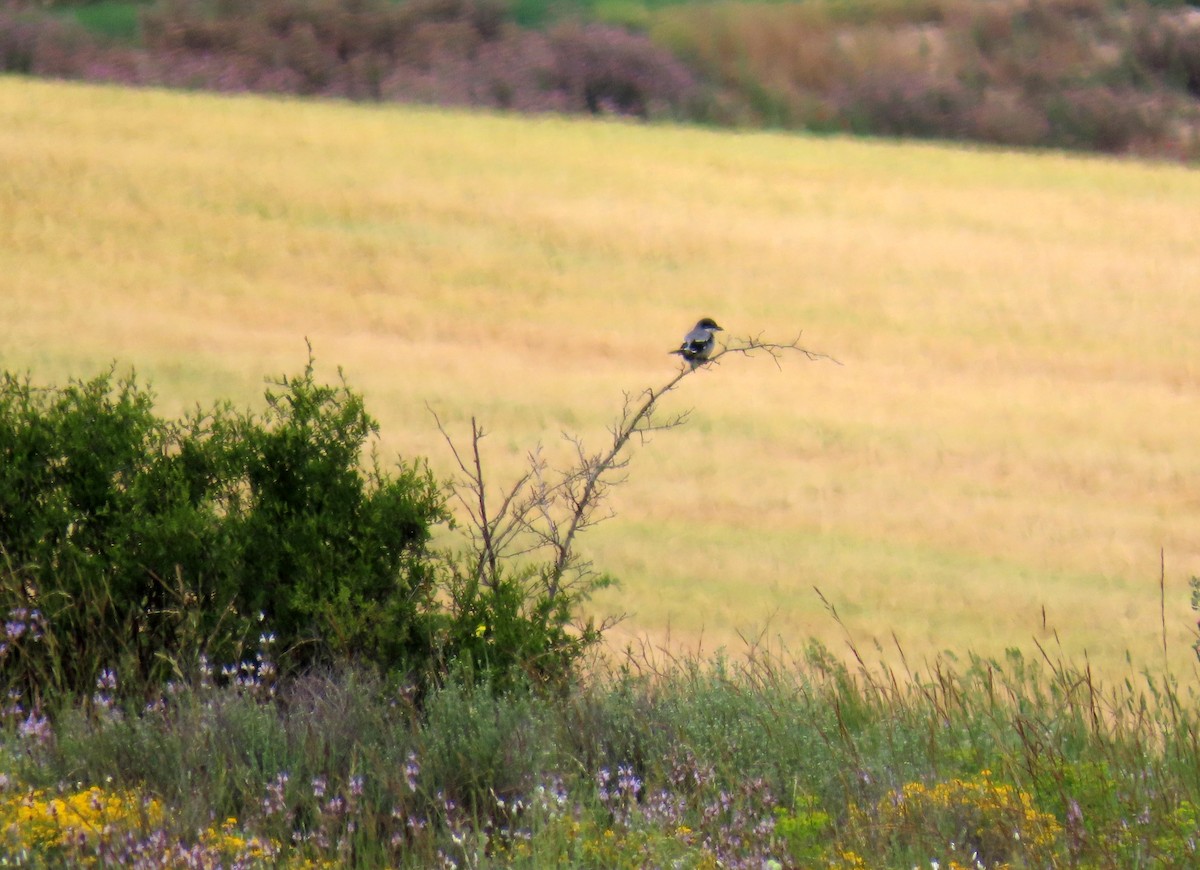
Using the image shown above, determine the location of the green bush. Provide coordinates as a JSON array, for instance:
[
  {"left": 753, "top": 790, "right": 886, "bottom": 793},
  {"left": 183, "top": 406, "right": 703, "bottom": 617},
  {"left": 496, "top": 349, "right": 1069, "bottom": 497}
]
[
  {"left": 434, "top": 565, "right": 609, "bottom": 691},
  {"left": 0, "top": 358, "right": 445, "bottom": 700},
  {"left": 63, "top": 2, "right": 146, "bottom": 43},
  {"left": 0, "top": 355, "right": 618, "bottom": 706}
]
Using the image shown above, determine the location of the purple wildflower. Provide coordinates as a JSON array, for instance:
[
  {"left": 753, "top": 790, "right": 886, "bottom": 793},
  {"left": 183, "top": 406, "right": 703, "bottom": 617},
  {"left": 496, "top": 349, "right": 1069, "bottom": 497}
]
[{"left": 405, "top": 751, "right": 421, "bottom": 793}]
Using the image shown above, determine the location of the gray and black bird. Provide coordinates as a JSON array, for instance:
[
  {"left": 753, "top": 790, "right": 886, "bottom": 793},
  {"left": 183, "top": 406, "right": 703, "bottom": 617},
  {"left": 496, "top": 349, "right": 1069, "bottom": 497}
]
[{"left": 670, "top": 317, "right": 723, "bottom": 368}]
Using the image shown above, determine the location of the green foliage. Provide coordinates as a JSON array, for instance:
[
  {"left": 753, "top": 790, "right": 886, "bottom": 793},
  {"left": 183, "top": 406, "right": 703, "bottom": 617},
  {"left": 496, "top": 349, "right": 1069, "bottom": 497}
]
[
  {"left": 419, "top": 667, "right": 558, "bottom": 813},
  {"left": 435, "top": 566, "right": 611, "bottom": 690},
  {"left": 0, "top": 358, "right": 445, "bottom": 700},
  {"left": 774, "top": 792, "right": 833, "bottom": 865},
  {"left": 61, "top": 2, "right": 146, "bottom": 42},
  {"left": 0, "top": 356, "right": 617, "bottom": 706},
  {"left": 508, "top": 0, "right": 687, "bottom": 29},
  {"left": 225, "top": 362, "right": 446, "bottom": 672}
]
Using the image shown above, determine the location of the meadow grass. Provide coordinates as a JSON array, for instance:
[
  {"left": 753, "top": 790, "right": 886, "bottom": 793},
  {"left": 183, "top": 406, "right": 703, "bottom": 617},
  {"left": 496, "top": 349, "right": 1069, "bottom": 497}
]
[
  {"left": 3, "top": 642, "right": 1199, "bottom": 867},
  {"left": 3, "top": 76, "right": 1200, "bottom": 682}
]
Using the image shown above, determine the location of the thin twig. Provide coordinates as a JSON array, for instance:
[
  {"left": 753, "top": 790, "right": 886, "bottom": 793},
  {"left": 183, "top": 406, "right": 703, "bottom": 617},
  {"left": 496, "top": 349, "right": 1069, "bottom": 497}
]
[
  {"left": 1160, "top": 547, "right": 1168, "bottom": 670},
  {"left": 434, "top": 330, "right": 837, "bottom": 608}
]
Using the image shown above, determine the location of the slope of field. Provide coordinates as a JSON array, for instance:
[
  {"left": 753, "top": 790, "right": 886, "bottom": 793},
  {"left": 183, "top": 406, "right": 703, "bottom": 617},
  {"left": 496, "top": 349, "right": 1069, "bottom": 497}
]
[{"left": 3, "top": 76, "right": 1199, "bottom": 680}]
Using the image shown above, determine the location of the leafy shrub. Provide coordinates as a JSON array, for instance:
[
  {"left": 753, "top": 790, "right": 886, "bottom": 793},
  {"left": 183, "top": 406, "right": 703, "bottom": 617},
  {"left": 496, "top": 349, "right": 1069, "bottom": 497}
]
[
  {"left": 136, "top": 0, "right": 511, "bottom": 98},
  {"left": 435, "top": 566, "right": 608, "bottom": 690},
  {"left": 418, "top": 668, "right": 558, "bottom": 814},
  {"left": 774, "top": 792, "right": 833, "bottom": 866},
  {"left": 0, "top": 8, "right": 97, "bottom": 76},
  {"left": 63, "top": 1, "right": 146, "bottom": 44},
  {"left": 965, "top": 87, "right": 1052, "bottom": 148},
  {"left": 652, "top": 0, "right": 1200, "bottom": 156},
  {"left": 1039, "top": 85, "right": 1170, "bottom": 152},
  {"left": 544, "top": 21, "right": 698, "bottom": 118},
  {"left": 221, "top": 363, "right": 446, "bottom": 675},
  {"left": 0, "top": 358, "right": 445, "bottom": 700},
  {"left": 0, "top": 355, "right": 621, "bottom": 704},
  {"left": 1133, "top": 9, "right": 1200, "bottom": 97},
  {"left": 840, "top": 70, "right": 975, "bottom": 138},
  {"left": 131, "top": 0, "right": 699, "bottom": 114}
]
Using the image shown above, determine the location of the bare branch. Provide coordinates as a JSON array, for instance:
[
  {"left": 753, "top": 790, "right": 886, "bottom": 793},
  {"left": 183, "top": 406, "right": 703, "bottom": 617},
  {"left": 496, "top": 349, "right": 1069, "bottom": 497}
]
[
  {"left": 707, "top": 332, "right": 842, "bottom": 370},
  {"left": 428, "top": 405, "right": 534, "bottom": 587},
  {"left": 431, "top": 327, "right": 836, "bottom": 627},
  {"left": 537, "top": 331, "right": 836, "bottom": 594}
]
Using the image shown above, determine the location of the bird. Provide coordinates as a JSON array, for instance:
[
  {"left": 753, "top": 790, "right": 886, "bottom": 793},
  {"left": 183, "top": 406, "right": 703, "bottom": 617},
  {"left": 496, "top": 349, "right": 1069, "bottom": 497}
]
[{"left": 669, "top": 317, "right": 724, "bottom": 367}]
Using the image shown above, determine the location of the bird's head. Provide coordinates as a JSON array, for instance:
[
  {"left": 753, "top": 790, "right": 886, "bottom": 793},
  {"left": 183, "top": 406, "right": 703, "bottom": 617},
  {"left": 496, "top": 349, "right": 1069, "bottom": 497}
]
[{"left": 696, "top": 317, "right": 723, "bottom": 331}]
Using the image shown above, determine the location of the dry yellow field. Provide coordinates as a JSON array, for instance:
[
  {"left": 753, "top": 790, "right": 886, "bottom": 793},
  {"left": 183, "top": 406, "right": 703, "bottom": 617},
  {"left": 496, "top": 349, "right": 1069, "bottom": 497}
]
[{"left": 3, "top": 76, "right": 1200, "bottom": 681}]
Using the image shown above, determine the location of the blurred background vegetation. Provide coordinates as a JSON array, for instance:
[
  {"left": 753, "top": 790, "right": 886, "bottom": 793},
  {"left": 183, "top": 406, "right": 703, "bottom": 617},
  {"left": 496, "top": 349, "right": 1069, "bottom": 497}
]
[{"left": 3, "top": 0, "right": 1199, "bottom": 158}]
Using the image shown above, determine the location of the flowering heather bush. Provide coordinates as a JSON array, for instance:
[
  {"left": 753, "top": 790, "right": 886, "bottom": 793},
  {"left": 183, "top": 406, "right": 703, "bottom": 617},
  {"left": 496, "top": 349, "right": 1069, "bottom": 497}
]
[
  {"left": 545, "top": 21, "right": 698, "bottom": 118},
  {"left": 373, "top": 22, "right": 697, "bottom": 117},
  {"left": 137, "top": 0, "right": 507, "bottom": 98},
  {"left": 0, "top": 8, "right": 100, "bottom": 78},
  {"left": 129, "top": 0, "right": 696, "bottom": 116}
]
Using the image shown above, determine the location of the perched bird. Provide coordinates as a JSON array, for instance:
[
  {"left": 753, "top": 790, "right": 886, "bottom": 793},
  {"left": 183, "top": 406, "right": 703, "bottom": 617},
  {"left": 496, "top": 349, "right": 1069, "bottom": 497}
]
[{"left": 670, "top": 317, "right": 724, "bottom": 367}]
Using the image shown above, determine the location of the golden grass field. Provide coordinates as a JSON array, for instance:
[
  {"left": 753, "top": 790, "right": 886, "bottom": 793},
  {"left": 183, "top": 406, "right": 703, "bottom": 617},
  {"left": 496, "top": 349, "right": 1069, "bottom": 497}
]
[{"left": 3, "top": 76, "right": 1200, "bottom": 682}]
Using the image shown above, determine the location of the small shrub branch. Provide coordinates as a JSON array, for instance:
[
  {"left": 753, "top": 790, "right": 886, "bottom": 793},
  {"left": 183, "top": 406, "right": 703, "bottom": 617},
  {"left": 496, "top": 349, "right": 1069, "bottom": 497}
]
[{"left": 430, "top": 332, "right": 835, "bottom": 681}]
